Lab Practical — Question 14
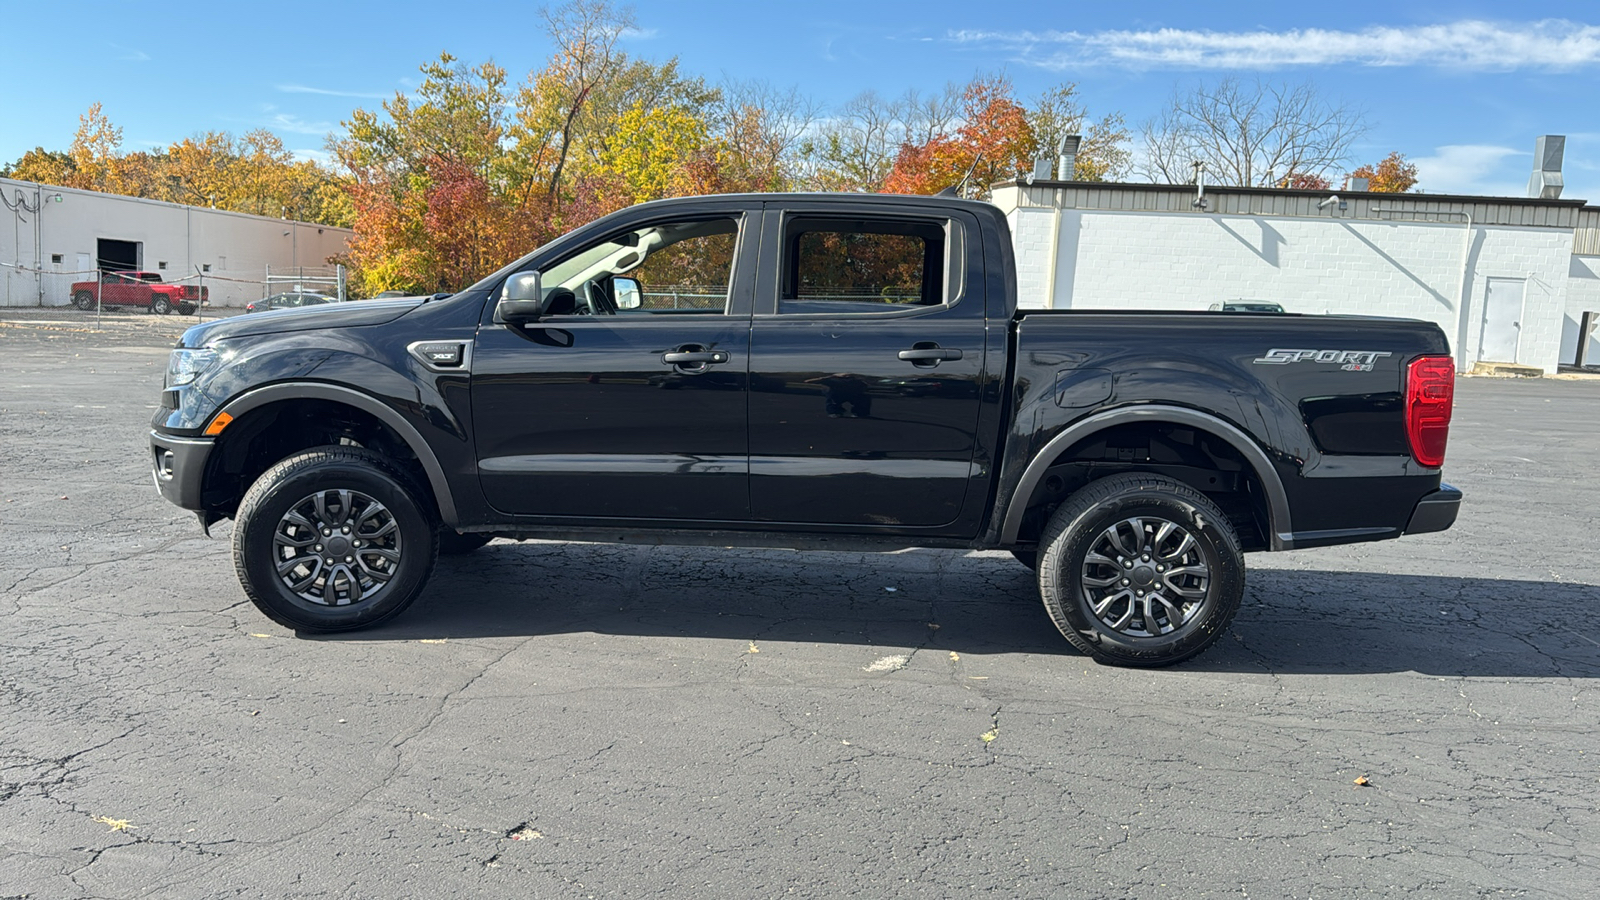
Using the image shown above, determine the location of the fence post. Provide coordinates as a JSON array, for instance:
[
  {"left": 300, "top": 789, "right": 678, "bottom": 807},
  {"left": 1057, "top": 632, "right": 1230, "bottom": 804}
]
[
  {"left": 96, "top": 268, "right": 102, "bottom": 329},
  {"left": 195, "top": 266, "right": 205, "bottom": 323}
]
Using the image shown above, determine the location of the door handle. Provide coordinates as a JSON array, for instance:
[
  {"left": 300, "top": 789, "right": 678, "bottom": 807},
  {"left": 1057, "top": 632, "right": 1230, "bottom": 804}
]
[
  {"left": 662, "top": 350, "right": 730, "bottom": 365},
  {"left": 897, "top": 347, "right": 963, "bottom": 362}
]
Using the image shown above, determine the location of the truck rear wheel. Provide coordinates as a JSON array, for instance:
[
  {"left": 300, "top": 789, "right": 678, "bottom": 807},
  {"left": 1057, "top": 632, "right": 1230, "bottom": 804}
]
[
  {"left": 232, "top": 447, "right": 439, "bottom": 632},
  {"left": 73, "top": 291, "right": 95, "bottom": 310},
  {"left": 1037, "top": 473, "right": 1244, "bottom": 668},
  {"left": 151, "top": 296, "right": 173, "bottom": 315}
]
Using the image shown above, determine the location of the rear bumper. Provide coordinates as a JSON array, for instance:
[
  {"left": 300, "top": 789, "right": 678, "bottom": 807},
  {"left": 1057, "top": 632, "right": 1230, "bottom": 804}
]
[
  {"left": 150, "top": 430, "right": 212, "bottom": 511},
  {"left": 1404, "top": 483, "right": 1462, "bottom": 535}
]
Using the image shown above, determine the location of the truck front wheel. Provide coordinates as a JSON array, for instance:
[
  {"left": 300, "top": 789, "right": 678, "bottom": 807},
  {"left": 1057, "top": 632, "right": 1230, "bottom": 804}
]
[
  {"left": 73, "top": 291, "right": 95, "bottom": 310},
  {"left": 1037, "top": 473, "right": 1244, "bottom": 667},
  {"left": 232, "top": 447, "right": 439, "bottom": 632}
]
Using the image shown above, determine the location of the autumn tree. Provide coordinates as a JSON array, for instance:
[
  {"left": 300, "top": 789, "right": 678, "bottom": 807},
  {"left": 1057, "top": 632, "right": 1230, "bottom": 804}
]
[
  {"left": 801, "top": 86, "right": 961, "bottom": 192},
  {"left": 1, "top": 148, "right": 76, "bottom": 185},
  {"left": 1140, "top": 79, "right": 1366, "bottom": 187},
  {"left": 882, "top": 75, "right": 1037, "bottom": 197},
  {"left": 1026, "top": 83, "right": 1130, "bottom": 181},
  {"left": 1350, "top": 151, "right": 1418, "bottom": 193},
  {"left": 68, "top": 103, "right": 127, "bottom": 193},
  {"left": 331, "top": 52, "right": 531, "bottom": 295}
]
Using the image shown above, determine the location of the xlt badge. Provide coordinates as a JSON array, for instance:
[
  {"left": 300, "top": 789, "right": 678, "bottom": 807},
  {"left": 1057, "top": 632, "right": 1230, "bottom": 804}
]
[{"left": 1252, "top": 348, "right": 1392, "bottom": 372}]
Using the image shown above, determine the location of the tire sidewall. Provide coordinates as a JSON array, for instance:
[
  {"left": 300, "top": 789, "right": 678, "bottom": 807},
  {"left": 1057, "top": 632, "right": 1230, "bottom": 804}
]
[
  {"left": 1041, "top": 487, "right": 1244, "bottom": 665},
  {"left": 235, "top": 456, "right": 436, "bottom": 631},
  {"left": 74, "top": 292, "right": 94, "bottom": 310}
]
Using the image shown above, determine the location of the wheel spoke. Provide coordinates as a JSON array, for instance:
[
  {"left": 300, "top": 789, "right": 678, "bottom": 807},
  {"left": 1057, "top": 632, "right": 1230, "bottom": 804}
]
[
  {"left": 1083, "top": 572, "right": 1120, "bottom": 588},
  {"left": 1161, "top": 534, "right": 1196, "bottom": 562},
  {"left": 1153, "top": 520, "right": 1176, "bottom": 549},
  {"left": 1108, "top": 519, "right": 1142, "bottom": 558},
  {"left": 313, "top": 492, "right": 335, "bottom": 527}
]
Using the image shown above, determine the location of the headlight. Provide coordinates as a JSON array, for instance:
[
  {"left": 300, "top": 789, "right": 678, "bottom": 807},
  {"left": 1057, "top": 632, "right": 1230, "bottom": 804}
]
[{"left": 166, "top": 348, "right": 220, "bottom": 387}]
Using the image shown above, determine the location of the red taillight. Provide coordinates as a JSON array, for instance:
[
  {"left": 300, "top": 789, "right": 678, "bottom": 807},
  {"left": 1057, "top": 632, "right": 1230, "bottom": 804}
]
[{"left": 1405, "top": 356, "right": 1454, "bottom": 468}]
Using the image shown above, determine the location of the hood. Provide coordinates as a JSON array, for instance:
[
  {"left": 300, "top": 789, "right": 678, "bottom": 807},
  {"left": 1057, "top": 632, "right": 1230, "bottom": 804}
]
[{"left": 179, "top": 297, "right": 428, "bottom": 347}]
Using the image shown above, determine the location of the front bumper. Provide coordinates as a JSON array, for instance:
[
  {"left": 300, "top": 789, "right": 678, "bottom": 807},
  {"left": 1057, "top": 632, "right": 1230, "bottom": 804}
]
[
  {"left": 150, "top": 430, "right": 213, "bottom": 511},
  {"left": 1404, "top": 483, "right": 1462, "bottom": 535}
]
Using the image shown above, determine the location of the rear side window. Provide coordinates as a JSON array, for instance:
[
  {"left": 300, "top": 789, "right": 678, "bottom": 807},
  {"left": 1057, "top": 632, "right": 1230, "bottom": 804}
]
[{"left": 779, "top": 217, "right": 948, "bottom": 315}]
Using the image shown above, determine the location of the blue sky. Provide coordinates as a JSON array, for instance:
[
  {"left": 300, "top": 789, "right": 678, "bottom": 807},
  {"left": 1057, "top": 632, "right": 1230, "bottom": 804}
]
[{"left": 2, "top": 1, "right": 1597, "bottom": 201}]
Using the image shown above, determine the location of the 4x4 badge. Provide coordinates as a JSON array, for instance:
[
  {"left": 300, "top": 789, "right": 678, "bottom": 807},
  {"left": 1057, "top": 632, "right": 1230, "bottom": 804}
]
[{"left": 1252, "top": 349, "right": 1393, "bottom": 372}]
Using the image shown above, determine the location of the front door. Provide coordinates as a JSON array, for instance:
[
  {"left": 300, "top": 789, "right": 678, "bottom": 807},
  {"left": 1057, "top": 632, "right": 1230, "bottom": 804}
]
[
  {"left": 746, "top": 206, "right": 989, "bottom": 529},
  {"left": 1480, "top": 277, "right": 1525, "bottom": 363},
  {"left": 472, "top": 210, "right": 757, "bottom": 521}
]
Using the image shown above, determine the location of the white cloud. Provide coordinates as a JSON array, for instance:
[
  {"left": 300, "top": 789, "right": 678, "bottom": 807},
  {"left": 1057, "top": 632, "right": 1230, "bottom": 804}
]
[
  {"left": 269, "top": 113, "right": 336, "bottom": 136},
  {"left": 620, "top": 26, "right": 658, "bottom": 40},
  {"left": 950, "top": 20, "right": 1600, "bottom": 71},
  {"left": 277, "top": 84, "right": 389, "bottom": 100},
  {"left": 1412, "top": 145, "right": 1526, "bottom": 196}
]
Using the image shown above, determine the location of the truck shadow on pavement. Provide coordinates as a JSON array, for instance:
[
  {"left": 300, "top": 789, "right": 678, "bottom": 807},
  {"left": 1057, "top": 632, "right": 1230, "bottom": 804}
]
[{"left": 313, "top": 542, "right": 1599, "bottom": 678}]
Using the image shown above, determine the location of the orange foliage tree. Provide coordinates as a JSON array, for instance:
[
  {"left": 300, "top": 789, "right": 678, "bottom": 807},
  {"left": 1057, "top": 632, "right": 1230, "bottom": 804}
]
[
  {"left": 882, "top": 76, "right": 1035, "bottom": 196},
  {"left": 1350, "top": 151, "right": 1419, "bottom": 193}
]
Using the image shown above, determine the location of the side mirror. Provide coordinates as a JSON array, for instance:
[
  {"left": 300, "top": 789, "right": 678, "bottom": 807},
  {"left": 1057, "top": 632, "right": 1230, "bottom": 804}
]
[
  {"left": 614, "top": 277, "right": 642, "bottom": 310},
  {"left": 494, "top": 271, "right": 544, "bottom": 324}
]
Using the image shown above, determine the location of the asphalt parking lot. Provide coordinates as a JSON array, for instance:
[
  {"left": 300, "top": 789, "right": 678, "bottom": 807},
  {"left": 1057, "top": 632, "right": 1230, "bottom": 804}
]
[{"left": 2, "top": 313, "right": 1597, "bottom": 899}]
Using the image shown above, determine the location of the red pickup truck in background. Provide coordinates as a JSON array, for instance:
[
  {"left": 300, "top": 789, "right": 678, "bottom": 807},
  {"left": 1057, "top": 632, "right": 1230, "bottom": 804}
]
[{"left": 71, "top": 271, "right": 207, "bottom": 315}]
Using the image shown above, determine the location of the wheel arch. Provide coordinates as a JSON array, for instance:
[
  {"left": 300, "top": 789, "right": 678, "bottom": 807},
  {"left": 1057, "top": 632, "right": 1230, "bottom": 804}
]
[
  {"left": 1000, "top": 405, "right": 1293, "bottom": 550},
  {"left": 211, "top": 383, "right": 458, "bottom": 525}
]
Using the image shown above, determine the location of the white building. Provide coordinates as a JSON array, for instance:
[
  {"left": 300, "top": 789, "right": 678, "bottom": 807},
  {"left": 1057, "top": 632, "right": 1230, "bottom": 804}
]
[
  {"left": 993, "top": 181, "right": 1600, "bottom": 373},
  {"left": 2, "top": 177, "right": 354, "bottom": 308}
]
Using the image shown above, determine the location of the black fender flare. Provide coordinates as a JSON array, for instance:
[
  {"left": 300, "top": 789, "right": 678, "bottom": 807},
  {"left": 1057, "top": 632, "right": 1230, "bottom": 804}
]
[
  {"left": 216, "top": 382, "right": 459, "bottom": 525},
  {"left": 1000, "top": 405, "right": 1294, "bottom": 550}
]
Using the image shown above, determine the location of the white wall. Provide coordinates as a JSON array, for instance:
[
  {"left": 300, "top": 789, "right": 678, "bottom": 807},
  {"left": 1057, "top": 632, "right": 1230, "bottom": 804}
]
[
  {"left": 1009, "top": 206, "right": 1576, "bottom": 373},
  {"left": 2, "top": 178, "right": 352, "bottom": 308},
  {"left": 1564, "top": 255, "right": 1600, "bottom": 366}
]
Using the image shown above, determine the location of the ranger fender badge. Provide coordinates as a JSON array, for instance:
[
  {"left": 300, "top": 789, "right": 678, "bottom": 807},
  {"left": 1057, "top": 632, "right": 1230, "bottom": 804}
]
[{"left": 1253, "top": 349, "right": 1392, "bottom": 372}]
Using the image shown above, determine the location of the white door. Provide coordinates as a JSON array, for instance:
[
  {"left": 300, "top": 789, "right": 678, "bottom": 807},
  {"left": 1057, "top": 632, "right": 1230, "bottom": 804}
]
[{"left": 1479, "top": 277, "right": 1525, "bottom": 363}]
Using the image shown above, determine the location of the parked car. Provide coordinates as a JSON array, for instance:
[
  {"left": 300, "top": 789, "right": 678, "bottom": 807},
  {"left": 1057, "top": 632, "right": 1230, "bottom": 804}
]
[
  {"left": 244, "top": 293, "right": 342, "bottom": 314},
  {"left": 71, "top": 271, "right": 206, "bottom": 315},
  {"left": 150, "top": 193, "right": 1460, "bottom": 667},
  {"left": 1209, "top": 301, "right": 1287, "bottom": 313}
]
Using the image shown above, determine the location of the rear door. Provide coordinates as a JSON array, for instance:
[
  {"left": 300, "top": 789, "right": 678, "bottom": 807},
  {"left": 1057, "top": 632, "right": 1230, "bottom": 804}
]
[
  {"left": 471, "top": 205, "right": 759, "bottom": 521},
  {"left": 745, "top": 204, "right": 989, "bottom": 531}
]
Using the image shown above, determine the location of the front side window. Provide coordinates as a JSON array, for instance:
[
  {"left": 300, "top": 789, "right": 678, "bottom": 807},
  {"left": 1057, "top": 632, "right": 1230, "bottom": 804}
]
[
  {"left": 535, "top": 216, "right": 740, "bottom": 316},
  {"left": 779, "top": 217, "right": 947, "bottom": 314}
]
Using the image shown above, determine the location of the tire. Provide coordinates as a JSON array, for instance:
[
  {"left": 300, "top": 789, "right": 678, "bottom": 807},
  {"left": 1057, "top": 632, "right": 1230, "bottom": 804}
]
[
  {"left": 438, "top": 530, "right": 493, "bottom": 556},
  {"left": 151, "top": 296, "right": 173, "bottom": 315},
  {"left": 1037, "top": 473, "right": 1244, "bottom": 668},
  {"left": 179, "top": 302, "right": 197, "bottom": 315},
  {"left": 232, "top": 446, "right": 439, "bottom": 632},
  {"left": 73, "top": 291, "right": 95, "bottom": 311},
  {"left": 1010, "top": 549, "right": 1038, "bottom": 570}
]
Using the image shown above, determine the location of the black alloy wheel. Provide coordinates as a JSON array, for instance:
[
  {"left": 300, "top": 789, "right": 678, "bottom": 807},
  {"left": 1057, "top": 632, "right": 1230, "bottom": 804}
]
[
  {"left": 1037, "top": 473, "right": 1244, "bottom": 667},
  {"left": 233, "top": 447, "right": 438, "bottom": 632}
]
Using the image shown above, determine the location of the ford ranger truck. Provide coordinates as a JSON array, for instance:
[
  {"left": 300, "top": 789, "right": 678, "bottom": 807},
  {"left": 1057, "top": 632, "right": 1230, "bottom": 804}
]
[{"left": 149, "top": 194, "right": 1460, "bottom": 667}]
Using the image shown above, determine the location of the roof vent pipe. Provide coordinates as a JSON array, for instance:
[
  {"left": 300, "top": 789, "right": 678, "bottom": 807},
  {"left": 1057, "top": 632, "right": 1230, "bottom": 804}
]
[
  {"left": 1056, "top": 134, "right": 1082, "bottom": 181},
  {"left": 1528, "top": 135, "right": 1565, "bottom": 199}
]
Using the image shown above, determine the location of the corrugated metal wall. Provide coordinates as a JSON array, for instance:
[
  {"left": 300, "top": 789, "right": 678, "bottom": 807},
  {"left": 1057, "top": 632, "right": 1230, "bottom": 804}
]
[
  {"left": 999, "top": 183, "right": 1589, "bottom": 230},
  {"left": 1575, "top": 208, "right": 1600, "bottom": 256}
]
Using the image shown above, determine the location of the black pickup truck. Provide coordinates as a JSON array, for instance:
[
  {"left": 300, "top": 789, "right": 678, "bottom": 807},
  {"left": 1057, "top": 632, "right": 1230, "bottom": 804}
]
[{"left": 150, "top": 193, "right": 1460, "bottom": 666}]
